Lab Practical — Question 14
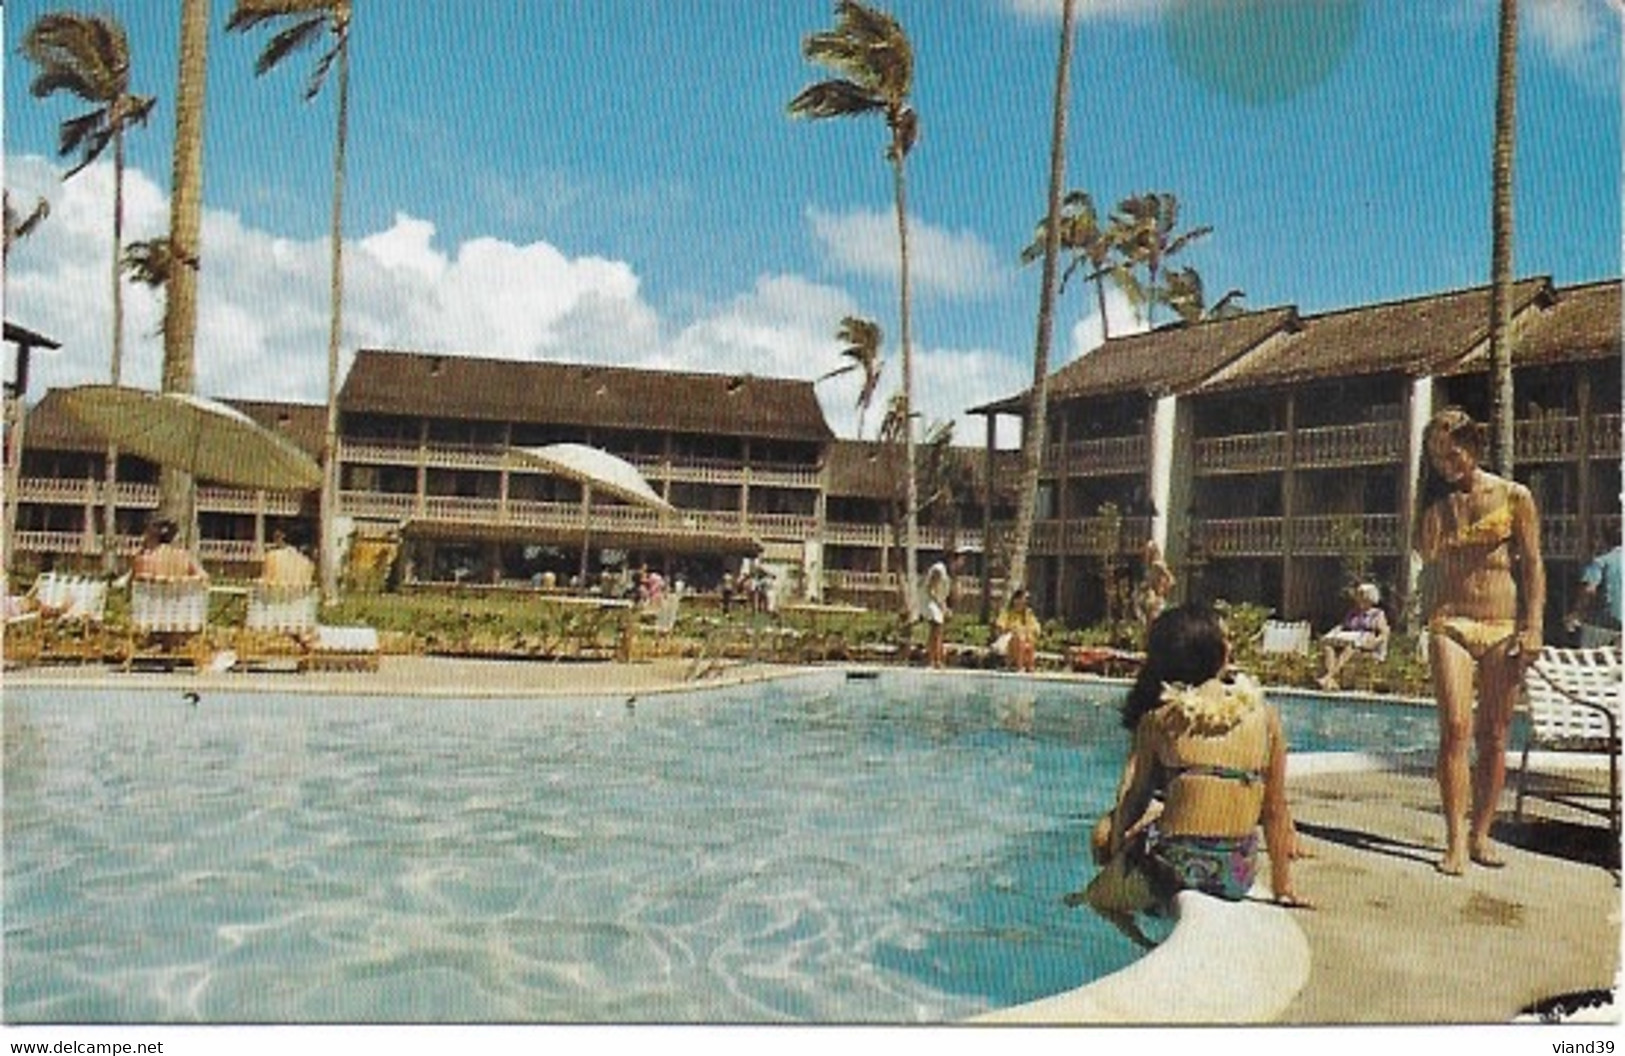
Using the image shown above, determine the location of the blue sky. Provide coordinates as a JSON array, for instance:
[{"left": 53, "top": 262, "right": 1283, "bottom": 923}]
[{"left": 4, "top": 0, "right": 1619, "bottom": 447}]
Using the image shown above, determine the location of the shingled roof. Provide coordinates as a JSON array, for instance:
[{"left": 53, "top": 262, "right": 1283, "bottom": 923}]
[
  {"left": 340, "top": 349, "right": 834, "bottom": 443},
  {"left": 24, "top": 389, "right": 325, "bottom": 458},
  {"left": 1196, "top": 277, "right": 1556, "bottom": 393},
  {"left": 970, "top": 307, "right": 1299, "bottom": 414},
  {"left": 1440, "top": 278, "right": 1620, "bottom": 375}
]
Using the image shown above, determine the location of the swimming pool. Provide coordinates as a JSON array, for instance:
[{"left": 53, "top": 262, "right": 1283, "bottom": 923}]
[{"left": 3, "top": 670, "right": 1439, "bottom": 1024}]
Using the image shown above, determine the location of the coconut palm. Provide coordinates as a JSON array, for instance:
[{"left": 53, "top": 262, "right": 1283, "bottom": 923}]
[
  {"left": 1020, "top": 190, "right": 1124, "bottom": 340},
  {"left": 790, "top": 0, "right": 921, "bottom": 617},
  {"left": 123, "top": 236, "right": 176, "bottom": 289},
  {"left": 228, "top": 0, "right": 354, "bottom": 604},
  {"left": 1109, "top": 192, "right": 1213, "bottom": 328},
  {"left": 22, "top": 11, "right": 155, "bottom": 567},
  {"left": 1004, "top": 0, "right": 1077, "bottom": 612},
  {"left": 3, "top": 192, "right": 51, "bottom": 260},
  {"left": 152, "top": 0, "right": 210, "bottom": 541},
  {"left": 818, "top": 315, "right": 884, "bottom": 439},
  {"left": 1164, "top": 266, "right": 1247, "bottom": 324},
  {"left": 1487, "top": 0, "right": 1518, "bottom": 475}
]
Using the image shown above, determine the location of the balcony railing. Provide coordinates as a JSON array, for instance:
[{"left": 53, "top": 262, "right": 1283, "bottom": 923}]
[
  {"left": 1515, "top": 413, "right": 1623, "bottom": 462},
  {"left": 1293, "top": 421, "right": 1404, "bottom": 469},
  {"left": 339, "top": 439, "right": 820, "bottom": 488},
  {"left": 1043, "top": 434, "right": 1148, "bottom": 477},
  {"left": 1541, "top": 514, "right": 1624, "bottom": 561},
  {"left": 1194, "top": 517, "right": 1285, "bottom": 557},
  {"left": 1289, "top": 514, "right": 1401, "bottom": 554},
  {"left": 1194, "top": 432, "right": 1288, "bottom": 474},
  {"left": 18, "top": 478, "right": 302, "bottom": 516},
  {"left": 1029, "top": 515, "right": 1151, "bottom": 557}
]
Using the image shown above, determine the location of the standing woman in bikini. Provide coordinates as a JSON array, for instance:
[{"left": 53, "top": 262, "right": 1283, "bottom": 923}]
[{"left": 1417, "top": 408, "right": 1545, "bottom": 875}]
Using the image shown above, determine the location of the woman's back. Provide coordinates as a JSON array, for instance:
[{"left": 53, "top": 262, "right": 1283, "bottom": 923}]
[{"left": 1143, "top": 678, "right": 1274, "bottom": 840}]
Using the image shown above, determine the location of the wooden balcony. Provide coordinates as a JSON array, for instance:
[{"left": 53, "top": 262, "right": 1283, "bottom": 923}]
[
  {"left": 1195, "top": 517, "right": 1285, "bottom": 557},
  {"left": 1516, "top": 413, "right": 1623, "bottom": 462},
  {"left": 1541, "top": 514, "right": 1623, "bottom": 561},
  {"left": 18, "top": 478, "right": 302, "bottom": 516},
  {"left": 1293, "top": 421, "right": 1404, "bottom": 469},
  {"left": 339, "top": 439, "right": 820, "bottom": 488},
  {"left": 1289, "top": 514, "right": 1401, "bottom": 555},
  {"left": 1043, "top": 434, "right": 1148, "bottom": 477},
  {"left": 1030, "top": 516, "right": 1151, "bottom": 557},
  {"left": 1194, "top": 432, "right": 1287, "bottom": 474}
]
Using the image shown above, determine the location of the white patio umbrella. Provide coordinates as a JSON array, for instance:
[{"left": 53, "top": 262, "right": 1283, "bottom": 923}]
[
  {"left": 508, "top": 443, "right": 674, "bottom": 585},
  {"left": 59, "top": 385, "right": 322, "bottom": 492}
]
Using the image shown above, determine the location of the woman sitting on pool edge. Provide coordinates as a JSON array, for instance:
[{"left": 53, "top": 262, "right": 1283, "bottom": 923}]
[{"left": 1069, "top": 603, "right": 1308, "bottom": 921}]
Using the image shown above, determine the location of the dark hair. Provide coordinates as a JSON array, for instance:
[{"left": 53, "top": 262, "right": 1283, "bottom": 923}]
[
  {"left": 1120, "top": 603, "right": 1229, "bottom": 730},
  {"left": 1417, "top": 406, "right": 1487, "bottom": 519}
]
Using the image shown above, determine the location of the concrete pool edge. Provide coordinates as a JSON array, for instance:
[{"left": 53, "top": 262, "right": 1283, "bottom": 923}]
[{"left": 970, "top": 890, "right": 1312, "bottom": 1024}]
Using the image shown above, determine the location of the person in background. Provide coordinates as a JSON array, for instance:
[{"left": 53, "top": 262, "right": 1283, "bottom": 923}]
[
  {"left": 993, "top": 587, "right": 1042, "bottom": 673},
  {"left": 261, "top": 527, "right": 314, "bottom": 589},
  {"left": 1133, "top": 540, "right": 1176, "bottom": 637},
  {"left": 132, "top": 519, "right": 206, "bottom": 582},
  {"left": 1566, "top": 544, "right": 1622, "bottom": 647},
  {"left": 1416, "top": 407, "right": 1544, "bottom": 876},
  {"left": 1318, "top": 582, "right": 1390, "bottom": 690},
  {"left": 922, "top": 551, "right": 959, "bottom": 668}
]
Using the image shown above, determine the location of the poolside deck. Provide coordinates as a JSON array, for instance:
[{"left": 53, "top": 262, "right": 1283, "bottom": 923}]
[{"left": 7, "top": 656, "right": 1619, "bottom": 1025}]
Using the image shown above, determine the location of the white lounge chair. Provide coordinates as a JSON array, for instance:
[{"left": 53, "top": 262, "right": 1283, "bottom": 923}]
[
  {"left": 1260, "top": 619, "right": 1312, "bottom": 656},
  {"left": 246, "top": 583, "right": 318, "bottom": 634},
  {"left": 124, "top": 577, "right": 212, "bottom": 670},
  {"left": 1514, "top": 645, "right": 1622, "bottom": 836}
]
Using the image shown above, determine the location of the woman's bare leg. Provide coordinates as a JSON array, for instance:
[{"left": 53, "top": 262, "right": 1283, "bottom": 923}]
[
  {"left": 1469, "top": 649, "right": 1521, "bottom": 865},
  {"left": 1431, "top": 633, "right": 1478, "bottom": 875}
]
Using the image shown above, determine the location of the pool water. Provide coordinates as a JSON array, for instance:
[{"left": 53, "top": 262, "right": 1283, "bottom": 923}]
[{"left": 3, "top": 671, "right": 1438, "bottom": 1024}]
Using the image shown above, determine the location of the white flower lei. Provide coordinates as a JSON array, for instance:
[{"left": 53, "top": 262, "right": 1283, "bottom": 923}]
[{"left": 1158, "top": 673, "right": 1265, "bottom": 737}]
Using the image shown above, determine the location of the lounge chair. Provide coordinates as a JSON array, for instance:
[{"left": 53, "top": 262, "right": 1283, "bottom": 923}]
[
  {"left": 237, "top": 583, "right": 319, "bottom": 671},
  {"left": 123, "top": 577, "right": 212, "bottom": 670},
  {"left": 29, "top": 573, "right": 111, "bottom": 663},
  {"left": 1260, "top": 619, "right": 1312, "bottom": 656},
  {"left": 1514, "top": 645, "right": 1622, "bottom": 836}
]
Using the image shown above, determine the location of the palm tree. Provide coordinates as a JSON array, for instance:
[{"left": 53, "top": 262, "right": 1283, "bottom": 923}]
[
  {"left": 123, "top": 236, "right": 177, "bottom": 289},
  {"left": 1004, "top": 0, "right": 1077, "bottom": 611},
  {"left": 818, "top": 315, "right": 884, "bottom": 439},
  {"left": 3, "top": 192, "right": 51, "bottom": 260},
  {"left": 22, "top": 11, "right": 155, "bottom": 568},
  {"left": 228, "top": 0, "right": 354, "bottom": 605},
  {"left": 1164, "top": 266, "right": 1246, "bottom": 324},
  {"left": 1109, "top": 192, "right": 1212, "bottom": 328},
  {"left": 156, "top": 0, "right": 210, "bottom": 541},
  {"left": 1020, "top": 190, "right": 1123, "bottom": 340},
  {"left": 1487, "top": 0, "right": 1518, "bottom": 475},
  {"left": 790, "top": 0, "right": 921, "bottom": 617}
]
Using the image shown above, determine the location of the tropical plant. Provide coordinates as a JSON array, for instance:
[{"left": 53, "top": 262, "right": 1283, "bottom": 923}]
[
  {"left": 818, "top": 315, "right": 884, "bottom": 439},
  {"left": 790, "top": 0, "right": 920, "bottom": 617},
  {"left": 122, "top": 236, "right": 175, "bottom": 288},
  {"left": 1005, "top": 0, "right": 1077, "bottom": 613},
  {"left": 22, "top": 10, "right": 155, "bottom": 567},
  {"left": 1108, "top": 192, "right": 1213, "bottom": 328},
  {"left": 1487, "top": 0, "right": 1518, "bottom": 475},
  {"left": 1164, "top": 266, "right": 1247, "bottom": 324},
  {"left": 156, "top": 0, "right": 210, "bottom": 540},
  {"left": 3, "top": 192, "right": 50, "bottom": 260},
  {"left": 228, "top": 0, "right": 354, "bottom": 605},
  {"left": 1020, "top": 188, "right": 1122, "bottom": 339}
]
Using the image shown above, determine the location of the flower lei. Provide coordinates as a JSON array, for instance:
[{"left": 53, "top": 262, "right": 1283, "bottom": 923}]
[{"left": 1158, "top": 673, "right": 1265, "bottom": 737}]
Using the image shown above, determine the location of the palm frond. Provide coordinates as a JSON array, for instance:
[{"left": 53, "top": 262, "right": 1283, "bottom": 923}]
[
  {"left": 123, "top": 237, "right": 176, "bottom": 288},
  {"left": 227, "top": 0, "right": 344, "bottom": 32},
  {"left": 58, "top": 110, "right": 112, "bottom": 172},
  {"left": 23, "top": 11, "right": 130, "bottom": 104},
  {"left": 254, "top": 18, "right": 328, "bottom": 78},
  {"left": 788, "top": 79, "right": 884, "bottom": 120}
]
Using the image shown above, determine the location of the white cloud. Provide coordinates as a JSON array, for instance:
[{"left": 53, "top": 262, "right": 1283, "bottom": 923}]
[
  {"left": 1065, "top": 284, "right": 1147, "bottom": 361},
  {"left": 6, "top": 155, "right": 1030, "bottom": 451},
  {"left": 806, "top": 206, "right": 1007, "bottom": 299},
  {"left": 1524, "top": 0, "right": 1620, "bottom": 83}
]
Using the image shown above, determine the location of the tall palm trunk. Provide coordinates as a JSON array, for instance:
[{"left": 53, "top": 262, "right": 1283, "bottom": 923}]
[
  {"left": 1488, "top": 0, "right": 1518, "bottom": 476},
  {"left": 102, "top": 126, "right": 127, "bottom": 571},
  {"left": 1006, "top": 0, "right": 1076, "bottom": 608},
  {"left": 319, "top": 34, "right": 350, "bottom": 605},
  {"left": 892, "top": 152, "right": 918, "bottom": 618},
  {"left": 158, "top": 0, "right": 210, "bottom": 543}
]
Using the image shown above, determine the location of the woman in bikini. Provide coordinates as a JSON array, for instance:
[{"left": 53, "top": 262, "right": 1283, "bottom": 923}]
[
  {"left": 1072, "top": 603, "right": 1306, "bottom": 923},
  {"left": 1417, "top": 408, "right": 1545, "bottom": 875}
]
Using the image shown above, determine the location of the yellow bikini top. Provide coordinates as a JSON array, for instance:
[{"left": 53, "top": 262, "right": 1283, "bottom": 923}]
[{"left": 1446, "top": 487, "right": 1514, "bottom": 549}]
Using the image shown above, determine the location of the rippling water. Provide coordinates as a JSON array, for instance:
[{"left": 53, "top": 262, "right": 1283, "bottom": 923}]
[{"left": 4, "top": 671, "right": 1438, "bottom": 1024}]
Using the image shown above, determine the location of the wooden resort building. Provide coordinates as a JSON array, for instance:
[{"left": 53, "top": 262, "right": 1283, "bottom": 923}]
[
  {"left": 974, "top": 276, "right": 1621, "bottom": 633},
  {"left": 8, "top": 275, "right": 1620, "bottom": 632}
]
